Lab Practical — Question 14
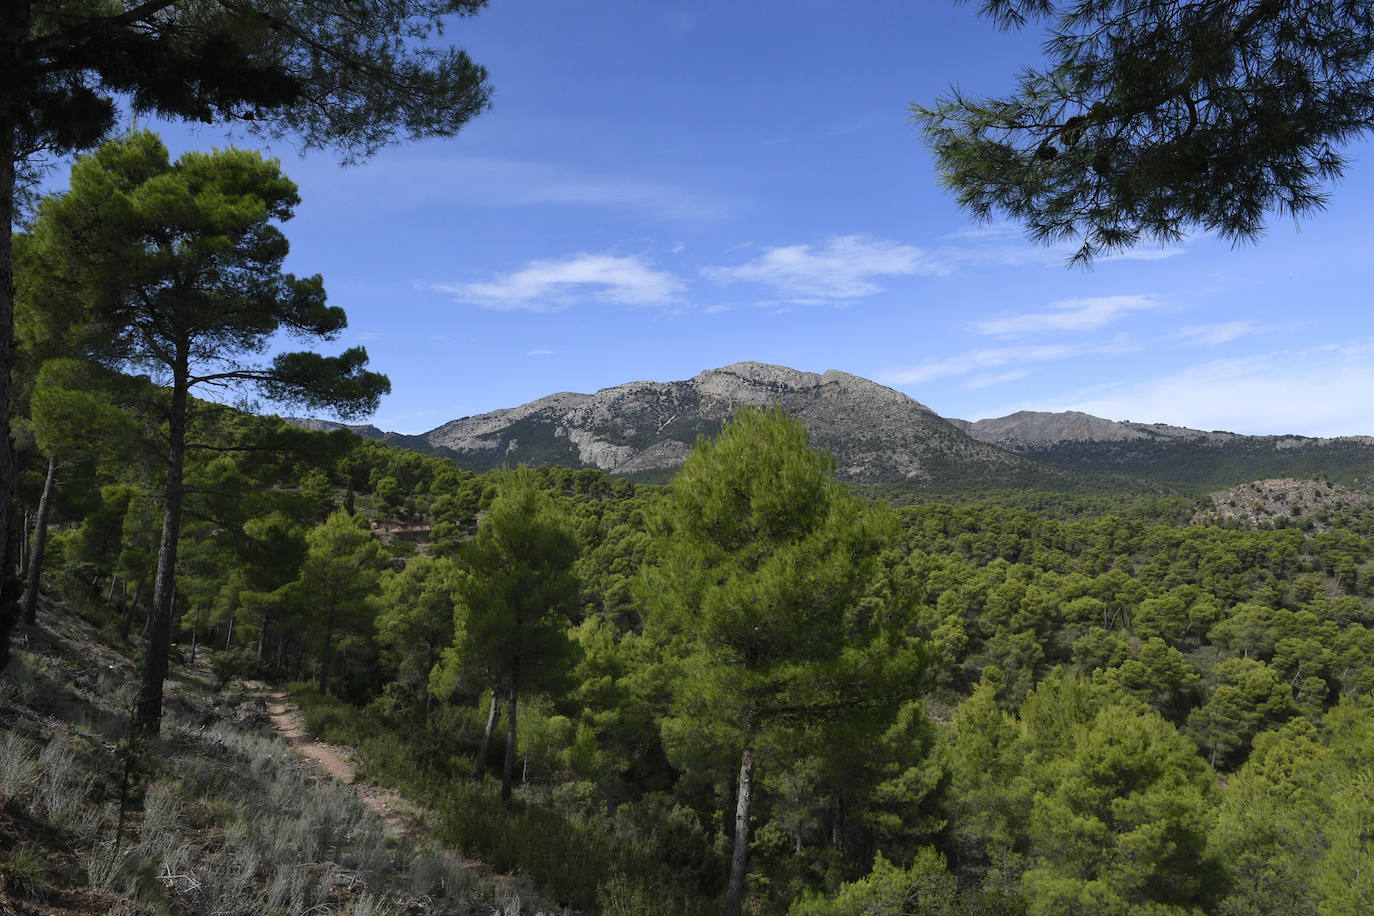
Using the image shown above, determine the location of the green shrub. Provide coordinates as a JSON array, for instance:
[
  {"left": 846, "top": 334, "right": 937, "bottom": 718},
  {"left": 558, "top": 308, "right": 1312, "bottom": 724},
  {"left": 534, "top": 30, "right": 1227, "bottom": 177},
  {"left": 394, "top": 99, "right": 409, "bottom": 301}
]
[{"left": 0, "top": 842, "right": 51, "bottom": 900}]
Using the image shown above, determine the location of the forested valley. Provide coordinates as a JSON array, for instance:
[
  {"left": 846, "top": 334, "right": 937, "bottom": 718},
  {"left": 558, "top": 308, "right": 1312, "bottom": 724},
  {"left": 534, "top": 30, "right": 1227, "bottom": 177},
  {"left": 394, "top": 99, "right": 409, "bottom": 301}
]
[{"left": 4, "top": 313, "right": 1373, "bottom": 912}]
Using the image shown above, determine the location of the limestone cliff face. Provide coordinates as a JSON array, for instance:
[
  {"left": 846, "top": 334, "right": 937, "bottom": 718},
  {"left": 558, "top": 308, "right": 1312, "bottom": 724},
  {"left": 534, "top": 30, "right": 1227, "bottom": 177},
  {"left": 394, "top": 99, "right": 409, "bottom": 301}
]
[{"left": 419, "top": 361, "right": 1035, "bottom": 485}]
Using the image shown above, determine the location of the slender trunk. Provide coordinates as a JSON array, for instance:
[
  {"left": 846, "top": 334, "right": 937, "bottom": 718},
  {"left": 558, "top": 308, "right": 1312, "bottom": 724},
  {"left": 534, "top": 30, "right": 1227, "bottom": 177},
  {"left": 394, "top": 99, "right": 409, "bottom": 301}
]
[
  {"left": 256, "top": 613, "right": 267, "bottom": 659},
  {"left": 189, "top": 603, "right": 200, "bottom": 665},
  {"left": 22, "top": 455, "right": 56, "bottom": 625},
  {"left": 501, "top": 687, "right": 518, "bottom": 805},
  {"left": 106, "top": 573, "right": 118, "bottom": 607},
  {"left": 725, "top": 771, "right": 737, "bottom": 842},
  {"left": 17, "top": 508, "right": 26, "bottom": 577},
  {"left": 121, "top": 568, "right": 147, "bottom": 642},
  {"left": 318, "top": 605, "right": 335, "bottom": 694},
  {"left": 0, "top": 118, "right": 19, "bottom": 672},
  {"left": 134, "top": 356, "right": 189, "bottom": 735},
  {"left": 725, "top": 746, "right": 755, "bottom": 914},
  {"left": 224, "top": 613, "right": 233, "bottom": 650},
  {"left": 476, "top": 687, "right": 499, "bottom": 780}
]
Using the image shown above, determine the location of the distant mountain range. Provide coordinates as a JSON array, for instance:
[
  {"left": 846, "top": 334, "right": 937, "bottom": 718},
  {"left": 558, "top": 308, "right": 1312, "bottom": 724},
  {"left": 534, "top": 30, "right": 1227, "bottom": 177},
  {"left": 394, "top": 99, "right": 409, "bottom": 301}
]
[{"left": 291, "top": 363, "right": 1374, "bottom": 494}]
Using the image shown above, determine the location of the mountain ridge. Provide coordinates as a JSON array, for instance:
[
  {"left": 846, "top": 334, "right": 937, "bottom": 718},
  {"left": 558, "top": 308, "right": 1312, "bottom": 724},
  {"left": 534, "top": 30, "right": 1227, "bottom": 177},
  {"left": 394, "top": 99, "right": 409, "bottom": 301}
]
[
  {"left": 288, "top": 363, "right": 1374, "bottom": 494},
  {"left": 291, "top": 362, "right": 1052, "bottom": 490}
]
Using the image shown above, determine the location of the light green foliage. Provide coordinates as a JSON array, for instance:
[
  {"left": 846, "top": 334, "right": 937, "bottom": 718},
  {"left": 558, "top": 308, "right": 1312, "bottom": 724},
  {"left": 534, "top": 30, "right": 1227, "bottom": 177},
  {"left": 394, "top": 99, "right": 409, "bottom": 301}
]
[
  {"left": 645, "top": 407, "right": 910, "bottom": 750},
  {"left": 1211, "top": 698, "right": 1374, "bottom": 915},
  {"left": 1097, "top": 637, "right": 1201, "bottom": 723},
  {"left": 1187, "top": 658, "right": 1298, "bottom": 768},
  {"left": 438, "top": 471, "right": 581, "bottom": 699},
  {"left": 434, "top": 470, "right": 581, "bottom": 801},
  {"left": 1021, "top": 703, "right": 1218, "bottom": 915},
  {"left": 643, "top": 406, "right": 919, "bottom": 908},
  {"left": 298, "top": 509, "right": 386, "bottom": 694},
  {"left": 791, "top": 848, "right": 958, "bottom": 916},
  {"left": 944, "top": 668, "right": 1031, "bottom": 879},
  {"left": 376, "top": 554, "right": 463, "bottom": 699}
]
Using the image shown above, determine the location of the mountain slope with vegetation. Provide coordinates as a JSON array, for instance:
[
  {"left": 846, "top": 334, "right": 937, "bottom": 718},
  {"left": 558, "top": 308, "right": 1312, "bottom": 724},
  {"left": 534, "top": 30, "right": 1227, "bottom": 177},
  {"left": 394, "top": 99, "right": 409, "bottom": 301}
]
[
  {"left": 954, "top": 409, "right": 1374, "bottom": 492},
  {"left": 6, "top": 395, "right": 1374, "bottom": 914},
  {"left": 304, "top": 362, "right": 1051, "bottom": 489}
]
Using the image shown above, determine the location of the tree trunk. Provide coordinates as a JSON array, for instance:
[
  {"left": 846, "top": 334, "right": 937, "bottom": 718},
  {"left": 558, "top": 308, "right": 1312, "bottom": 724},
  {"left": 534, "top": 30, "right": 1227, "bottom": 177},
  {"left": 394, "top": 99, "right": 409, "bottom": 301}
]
[
  {"left": 17, "top": 509, "right": 26, "bottom": 578},
  {"left": 121, "top": 567, "right": 147, "bottom": 642},
  {"left": 476, "top": 687, "right": 499, "bottom": 780},
  {"left": 725, "top": 746, "right": 755, "bottom": 914},
  {"left": 319, "top": 629, "right": 333, "bottom": 694},
  {"left": 224, "top": 613, "right": 233, "bottom": 650},
  {"left": 22, "top": 455, "right": 56, "bottom": 625},
  {"left": 189, "top": 603, "right": 200, "bottom": 665},
  {"left": 0, "top": 119, "right": 19, "bottom": 673},
  {"left": 501, "top": 687, "right": 518, "bottom": 805},
  {"left": 134, "top": 357, "right": 189, "bottom": 735}
]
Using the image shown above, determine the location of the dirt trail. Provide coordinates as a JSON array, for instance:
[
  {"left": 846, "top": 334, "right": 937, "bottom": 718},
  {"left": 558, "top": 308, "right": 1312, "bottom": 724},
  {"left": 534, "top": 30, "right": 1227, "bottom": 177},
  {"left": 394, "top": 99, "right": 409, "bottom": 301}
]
[{"left": 266, "top": 692, "right": 411, "bottom": 838}]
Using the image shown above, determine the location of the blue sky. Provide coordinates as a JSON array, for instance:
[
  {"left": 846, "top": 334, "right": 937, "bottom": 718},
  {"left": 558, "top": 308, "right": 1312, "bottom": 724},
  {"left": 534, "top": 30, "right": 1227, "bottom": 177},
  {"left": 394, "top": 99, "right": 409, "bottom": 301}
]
[{"left": 132, "top": 1, "right": 1374, "bottom": 436}]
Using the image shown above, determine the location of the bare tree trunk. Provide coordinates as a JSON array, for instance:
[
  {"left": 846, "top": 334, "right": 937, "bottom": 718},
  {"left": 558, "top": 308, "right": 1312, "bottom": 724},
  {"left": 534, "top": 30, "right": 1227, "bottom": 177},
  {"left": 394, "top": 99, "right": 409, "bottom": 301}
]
[
  {"left": 189, "top": 603, "right": 200, "bottom": 665},
  {"left": 17, "top": 509, "right": 27, "bottom": 578},
  {"left": 318, "top": 605, "right": 336, "bottom": 694},
  {"left": 224, "top": 613, "right": 233, "bottom": 650},
  {"left": 725, "top": 746, "right": 755, "bottom": 914},
  {"left": 121, "top": 568, "right": 147, "bottom": 642},
  {"left": 135, "top": 357, "right": 189, "bottom": 735},
  {"left": 22, "top": 455, "right": 56, "bottom": 625},
  {"left": 476, "top": 687, "right": 500, "bottom": 780},
  {"left": 501, "top": 687, "right": 518, "bottom": 805},
  {"left": 0, "top": 119, "right": 20, "bottom": 673}
]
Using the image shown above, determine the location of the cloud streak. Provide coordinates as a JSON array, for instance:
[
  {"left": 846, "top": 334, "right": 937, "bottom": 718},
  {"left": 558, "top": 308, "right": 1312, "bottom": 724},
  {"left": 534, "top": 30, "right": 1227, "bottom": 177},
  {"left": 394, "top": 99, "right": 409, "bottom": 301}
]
[
  {"left": 305, "top": 153, "right": 736, "bottom": 222},
  {"left": 1170, "top": 321, "right": 1268, "bottom": 346},
  {"left": 975, "top": 295, "right": 1162, "bottom": 336},
  {"left": 1056, "top": 353, "right": 1374, "bottom": 436},
  {"left": 436, "top": 254, "right": 684, "bottom": 311},
  {"left": 704, "top": 235, "right": 946, "bottom": 303},
  {"left": 881, "top": 339, "right": 1138, "bottom": 385}
]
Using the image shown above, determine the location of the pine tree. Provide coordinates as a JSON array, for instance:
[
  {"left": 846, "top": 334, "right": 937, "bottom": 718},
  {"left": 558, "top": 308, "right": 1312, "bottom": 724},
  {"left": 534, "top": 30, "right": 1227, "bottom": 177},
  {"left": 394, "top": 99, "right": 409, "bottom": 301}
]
[
  {"left": 435, "top": 471, "right": 581, "bottom": 804},
  {"left": 642, "top": 406, "right": 919, "bottom": 913},
  {"left": 19, "top": 131, "right": 389, "bottom": 732},
  {"left": 914, "top": 1, "right": 1374, "bottom": 263},
  {"left": 0, "top": 0, "right": 492, "bottom": 670}
]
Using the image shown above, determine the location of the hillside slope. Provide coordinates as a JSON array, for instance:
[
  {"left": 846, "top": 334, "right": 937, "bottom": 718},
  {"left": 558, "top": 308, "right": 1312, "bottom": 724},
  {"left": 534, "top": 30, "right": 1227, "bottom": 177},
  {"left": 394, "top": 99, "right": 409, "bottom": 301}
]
[
  {"left": 299, "top": 362, "right": 1085, "bottom": 491},
  {"left": 954, "top": 410, "right": 1374, "bottom": 492}
]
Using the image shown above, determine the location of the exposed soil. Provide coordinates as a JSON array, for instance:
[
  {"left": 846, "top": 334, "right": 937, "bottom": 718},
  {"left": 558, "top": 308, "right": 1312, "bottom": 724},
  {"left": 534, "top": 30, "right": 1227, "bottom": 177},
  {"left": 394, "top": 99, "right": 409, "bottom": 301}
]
[{"left": 264, "top": 692, "right": 413, "bottom": 838}]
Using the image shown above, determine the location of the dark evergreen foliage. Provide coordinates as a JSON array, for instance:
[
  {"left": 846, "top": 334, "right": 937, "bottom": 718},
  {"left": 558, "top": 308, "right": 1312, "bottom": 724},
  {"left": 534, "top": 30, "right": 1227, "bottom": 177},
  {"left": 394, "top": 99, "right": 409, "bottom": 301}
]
[{"left": 915, "top": 1, "right": 1374, "bottom": 263}]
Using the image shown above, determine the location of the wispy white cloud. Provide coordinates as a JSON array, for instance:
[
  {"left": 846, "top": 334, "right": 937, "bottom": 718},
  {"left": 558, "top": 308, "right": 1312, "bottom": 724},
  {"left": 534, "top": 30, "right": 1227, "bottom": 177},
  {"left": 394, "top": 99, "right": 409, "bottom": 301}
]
[
  {"left": 972, "top": 339, "right": 1374, "bottom": 435},
  {"left": 435, "top": 254, "right": 685, "bottom": 311},
  {"left": 308, "top": 154, "right": 735, "bottom": 222},
  {"left": 964, "top": 369, "right": 1032, "bottom": 390},
  {"left": 1171, "top": 321, "right": 1267, "bottom": 346},
  {"left": 704, "top": 235, "right": 946, "bottom": 303},
  {"left": 881, "top": 339, "right": 1138, "bottom": 385},
  {"left": 526, "top": 349, "right": 554, "bottom": 356},
  {"left": 975, "top": 295, "right": 1162, "bottom": 336}
]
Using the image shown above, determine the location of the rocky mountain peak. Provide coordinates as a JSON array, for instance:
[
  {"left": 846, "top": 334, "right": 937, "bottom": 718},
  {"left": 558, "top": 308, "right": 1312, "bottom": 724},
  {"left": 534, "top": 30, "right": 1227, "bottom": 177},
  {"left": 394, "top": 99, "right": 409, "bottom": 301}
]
[{"left": 402, "top": 362, "right": 1033, "bottom": 486}]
